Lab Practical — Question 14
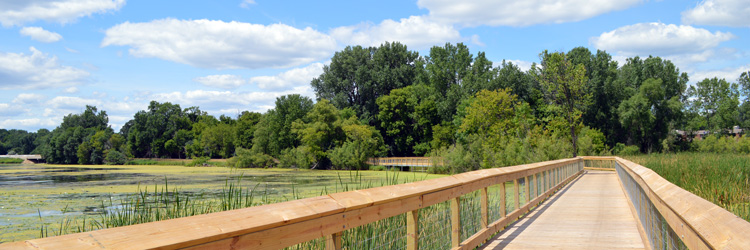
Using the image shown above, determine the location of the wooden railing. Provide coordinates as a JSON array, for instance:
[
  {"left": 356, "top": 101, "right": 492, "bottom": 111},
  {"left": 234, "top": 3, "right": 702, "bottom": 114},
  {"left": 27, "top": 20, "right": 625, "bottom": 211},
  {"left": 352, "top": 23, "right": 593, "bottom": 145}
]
[
  {"left": 366, "top": 157, "right": 438, "bottom": 167},
  {"left": 5, "top": 156, "right": 750, "bottom": 249},
  {"left": 1, "top": 158, "right": 584, "bottom": 250},
  {"left": 608, "top": 156, "right": 750, "bottom": 249}
]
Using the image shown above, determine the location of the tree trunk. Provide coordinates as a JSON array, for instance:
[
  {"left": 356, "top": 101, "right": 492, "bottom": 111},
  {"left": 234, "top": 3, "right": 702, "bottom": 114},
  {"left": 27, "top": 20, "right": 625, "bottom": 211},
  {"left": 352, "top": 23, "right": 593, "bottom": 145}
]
[{"left": 570, "top": 124, "right": 577, "bottom": 157}]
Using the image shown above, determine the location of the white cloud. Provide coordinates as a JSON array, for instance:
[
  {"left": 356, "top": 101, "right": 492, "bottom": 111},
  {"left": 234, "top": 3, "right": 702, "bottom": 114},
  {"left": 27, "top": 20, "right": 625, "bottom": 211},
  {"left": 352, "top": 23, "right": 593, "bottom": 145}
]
[
  {"left": 503, "top": 59, "right": 533, "bottom": 72},
  {"left": 330, "top": 16, "right": 460, "bottom": 49},
  {"left": 689, "top": 64, "right": 750, "bottom": 83},
  {"left": 250, "top": 62, "right": 324, "bottom": 90},
  {"left": 0, "top": 118, "right": 58, "bottom": 130},
  {"left": 102, "top": 18, "right": 337, "bottom": 69},
  {"left": 590, "top": 22, "right": 734, "bottom": 57},
  {"left": 12, "top": 93, "right": 46, "bottom": 104},
  {"left": 0, "top": 47, "right": 89, "bottom": 90},
  {"left": 417, "top": 0, "right": 643, "bottom": 27},
  {"left": 240, "top": 0, "right": 256, "bottom": 8},
  {"left": 194, "top": 74, "right": 247, "bottom": 89},
  {"left": 682, "top": 0, "right": 750, "bottom": 27},
  {"left": 0, "top": 0, "right": 125, "bottom": 27},
  {"left": 20, "top": 26, "right": 62, "bottom": 43},
  {"left": 150, "top": 86, "right": 315, "bottom": 114},
  {"left": 47, "top": 96, "right": 101, "bottom": 110}
]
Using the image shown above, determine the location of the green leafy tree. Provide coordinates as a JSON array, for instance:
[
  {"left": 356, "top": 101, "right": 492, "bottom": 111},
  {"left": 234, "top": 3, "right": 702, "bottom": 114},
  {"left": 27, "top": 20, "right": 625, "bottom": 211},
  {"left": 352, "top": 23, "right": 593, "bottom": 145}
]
[
  {"left": 376, "top": 84, "right": 439, "bottom": 156},
  {"left": 311, "top": 42, "right": 419, "bottom": 124},
  {"left": 535, "top": 51, "right": 590, "bottom": 157},
  {"left": 251, "top": 94, "right": 313, "bottom": 157},
  {"left": 45, "top": 106, "right": 110, "bottom": 164},
  {"left": 124, "top": 101, "right": 193, "bottom": 158},
  {"left": 687, "top": 78, "right": 740, "bottom": 132}
]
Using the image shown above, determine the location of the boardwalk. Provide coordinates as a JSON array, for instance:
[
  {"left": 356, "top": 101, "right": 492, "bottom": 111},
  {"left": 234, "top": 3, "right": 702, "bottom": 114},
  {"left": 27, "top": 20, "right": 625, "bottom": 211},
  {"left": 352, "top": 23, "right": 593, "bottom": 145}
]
[{"left": 480, "top": 170, "right": 646, "bottom": 250}]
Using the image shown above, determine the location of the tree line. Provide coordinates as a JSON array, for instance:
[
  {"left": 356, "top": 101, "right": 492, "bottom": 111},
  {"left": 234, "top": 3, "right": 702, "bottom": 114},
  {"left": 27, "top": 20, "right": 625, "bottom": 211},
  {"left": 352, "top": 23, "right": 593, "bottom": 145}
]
[{"left": 2, "top": 42, "right": 749, "bottom": 172}]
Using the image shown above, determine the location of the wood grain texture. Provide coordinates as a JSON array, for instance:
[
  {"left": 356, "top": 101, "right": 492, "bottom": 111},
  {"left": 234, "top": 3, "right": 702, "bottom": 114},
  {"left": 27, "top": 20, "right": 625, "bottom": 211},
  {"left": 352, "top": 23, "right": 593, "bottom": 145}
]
[{"left": 480, "top": 171, "right": 646, "bottom": 250}]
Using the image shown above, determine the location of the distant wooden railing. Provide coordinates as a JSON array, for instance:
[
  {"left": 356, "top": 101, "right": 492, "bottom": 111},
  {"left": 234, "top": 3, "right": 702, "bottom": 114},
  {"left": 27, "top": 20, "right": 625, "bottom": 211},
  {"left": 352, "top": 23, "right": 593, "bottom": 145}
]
[
  {"left": 1, "top": 158, "right": 584, "bottom": 250},
  {"left": 366, "top": 157, "right": 440, "bottom": 167}
]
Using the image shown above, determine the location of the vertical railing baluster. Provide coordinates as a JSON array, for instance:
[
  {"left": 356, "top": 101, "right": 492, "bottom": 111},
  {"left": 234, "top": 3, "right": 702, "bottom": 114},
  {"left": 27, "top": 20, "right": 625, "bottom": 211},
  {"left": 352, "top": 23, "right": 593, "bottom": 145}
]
[
  {"left": 514, "top": 179, "right": 520, "bottom": 211},
  {"left": 451, "top": 197, "right": 461, "bottom": 248},
  {"left": 407, "top": 209, "right": 418, "bottom": 250},
  {"left": 481, "top": 187, "right": 488, "bottom": 228},
  {"left": 325, "top": 232, "right": 342, "bottom": 250},
  {"left": 525, "top": 175, "right": 531, "bottom": 204},
  {"left": 499, "top": 182, "right": 506, "bottom": 218}
]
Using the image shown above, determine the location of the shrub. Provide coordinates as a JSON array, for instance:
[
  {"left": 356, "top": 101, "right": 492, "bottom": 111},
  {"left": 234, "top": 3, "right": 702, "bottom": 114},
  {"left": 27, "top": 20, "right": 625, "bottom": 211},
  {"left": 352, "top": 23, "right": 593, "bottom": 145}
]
[
  {"left": 278, "top": 147, "right": 315, "bottom": 169},
  {"left": 613, "top": 143, "right": 640, "bottom": 156},
  {"left": 0, "top": 158, "right": 24, "bottom": 164},
  {"left": 189, "top": 156, "right": 211, "bottom": 167},
  {"left": 229, "top": 147, "right": 276, "bottom": 168},
  {"left": 105, "top": 150, "right": 127, "bottom": 165},
  {"left": 369, "top": 165, "right": 386, "bottom": 171}
]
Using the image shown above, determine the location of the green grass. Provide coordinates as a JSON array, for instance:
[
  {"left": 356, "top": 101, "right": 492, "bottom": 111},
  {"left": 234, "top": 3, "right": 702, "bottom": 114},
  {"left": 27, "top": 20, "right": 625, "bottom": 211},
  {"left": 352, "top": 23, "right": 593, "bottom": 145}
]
[
  {"left": 627, "top": 153, "right": 750, "bottom": 221},
  {"left": 0, "top": 158, "right": 24, "bottom": 164}
]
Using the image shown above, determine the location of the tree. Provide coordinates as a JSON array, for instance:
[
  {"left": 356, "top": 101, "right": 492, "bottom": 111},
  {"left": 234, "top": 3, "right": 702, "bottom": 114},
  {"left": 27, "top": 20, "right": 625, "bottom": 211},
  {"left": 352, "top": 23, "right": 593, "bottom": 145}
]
[
  {"left": 376, "top": 84, "right": 439, "bottom": 156},
  {"left": 535, "top": 51, "right": 589, "bottom": 157},
  {"left": 251, "top": 94, "right": 313, "bottom": 157},
  {"left": 422, "top": 43, "right": 474, "bottom": 122},
  {"left": 311, "top": 42, "right": 420, "bottom": 124},
  {"left": 687, "top": 77, "right": 739, "bottom": 131},
  {"left": 124, "top": 101, "right": 192, "bottom": 158},
  {"left": 616, "top": 56, "right": 687, "bottom": 152},
  {"left": 45, "top": 106, "right": 111, "bottom": 164}
]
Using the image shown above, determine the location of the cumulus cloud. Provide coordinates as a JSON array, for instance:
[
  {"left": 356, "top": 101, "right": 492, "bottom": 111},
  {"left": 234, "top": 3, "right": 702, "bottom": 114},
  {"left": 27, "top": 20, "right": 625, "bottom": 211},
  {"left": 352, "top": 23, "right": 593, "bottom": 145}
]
[
  {"left": 0, "top": 118, "right": 58, "bottom": 130},
  {"left": 590, "top": 22, "right": 734, "bottom": 58},
  {"left": 239, "top": 0, "right": 256, "bottom": 8},
  {"left": 682, "top": 0, "right": 750, "bottom": 27},
  {"left": 151, "top": 86, "right": 315, "bottom": 114},
  {"left": 194, "top": 74, "right": 247, "bottom": 89},
  {"left": 12, "top": 93, "right": 46, "bottom": 104},
  {"left": 0, "top": 103, "right": 26, "bottom": 117},
  {"left": 0, "top": 0, "right": 125, "bottom": 27},
  {"left": 689, "top": 64, "right": 750, "bottom": 83},
  {"left": 250, "top": 62, "right": 324, "bottom": 90},
  {"left": 20, "top": 27, "right": 62, "bottom": 43},
  {"left": 102, "top": 18, "right": 337, "bottom": 69},
  {"left": 0, "top": 47, "right": 89, "bottom": 90},
  {"left": 331, "top": 16, "right": 460, "bottom": 49},
  {"left": 417, "top": 0, "right": 643, "bottom": 27},
  {"left": 47, "top": 96, "right": 101, "bottom": 110}
]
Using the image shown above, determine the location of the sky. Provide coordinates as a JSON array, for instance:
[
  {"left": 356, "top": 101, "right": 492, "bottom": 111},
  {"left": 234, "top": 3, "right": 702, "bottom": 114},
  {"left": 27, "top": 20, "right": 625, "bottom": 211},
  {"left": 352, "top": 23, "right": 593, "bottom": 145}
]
[{"left": 1, "top": 0, "right": 749, "bottom": 132}]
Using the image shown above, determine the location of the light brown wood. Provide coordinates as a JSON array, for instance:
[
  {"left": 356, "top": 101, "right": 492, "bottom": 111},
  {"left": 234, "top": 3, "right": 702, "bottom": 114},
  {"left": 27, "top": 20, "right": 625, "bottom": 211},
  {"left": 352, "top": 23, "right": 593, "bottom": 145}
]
[
  {"left": 513, "top": 179, "right": 520, "bottom": 211},
  {"left": 451, "top": 197, "right": 461, "bottom": 248},
  {"left": 524, "top": 176, "right": 530, "bottom": 204},
  {"left": 615, "top": 157, "right": 750, "bottom": 249},
  {"left": 481, "top": 187, "right": 488, "bottom": 228},
  {"left": 406, "top": 209, "right": 418, "bottom": 250},
  {"left": 499, "top": 182, "right": 506, "bottom": 218},
  {"left": 325, "top": 232, "right": 342, "bottom": 250},
  {"left": 480, "top": 171, "right": 646, "bottom": 250}
]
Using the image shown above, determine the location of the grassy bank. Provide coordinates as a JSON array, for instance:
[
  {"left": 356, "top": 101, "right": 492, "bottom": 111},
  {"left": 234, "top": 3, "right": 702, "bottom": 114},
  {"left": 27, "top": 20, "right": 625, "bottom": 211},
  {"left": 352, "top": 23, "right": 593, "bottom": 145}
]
[{"left": 627, "top": 153, "right": 750, "bottom": 221}]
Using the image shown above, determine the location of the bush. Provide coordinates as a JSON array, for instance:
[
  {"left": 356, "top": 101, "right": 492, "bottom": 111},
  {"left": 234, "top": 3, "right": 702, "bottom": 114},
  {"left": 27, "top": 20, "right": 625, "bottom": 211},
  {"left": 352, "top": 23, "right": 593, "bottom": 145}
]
[
  {"left": 369, "top": 165, "right": 386, "bottom": 171},
  {"left": 229, "top": 147, "right": 276, "bottom": 168},
  {"left": 105, "top": 150, "right": 127, "bottom": 165},
  {"left": 0, "top": 158, "right": 24, "bottom": 164},
  {"left": 613, "top": 143, "right": 640, "bottom": 156},
  {"left": 189, "top": 156, "right": 211, "bottom": 166},
  {"left": 278, "top": 146, "right": 315, "bottom": 169}
]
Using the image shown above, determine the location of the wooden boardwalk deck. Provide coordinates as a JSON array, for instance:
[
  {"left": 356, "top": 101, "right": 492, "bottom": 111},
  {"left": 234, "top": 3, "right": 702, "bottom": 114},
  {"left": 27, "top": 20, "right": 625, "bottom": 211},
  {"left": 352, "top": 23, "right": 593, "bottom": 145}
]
[{"left": 480, "top": 170, "right": 646, "bottom": 250}]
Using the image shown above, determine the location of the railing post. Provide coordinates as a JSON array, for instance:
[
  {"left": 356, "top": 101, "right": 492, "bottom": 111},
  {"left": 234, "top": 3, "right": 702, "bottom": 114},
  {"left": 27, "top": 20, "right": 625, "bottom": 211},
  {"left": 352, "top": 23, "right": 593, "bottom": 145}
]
[
  {"left": 499, "top": 182, "right": 506, "bottom": 218},
  {"left": 325, "top": 232, "right": 342, "bottom": 250},
  {"left": 407, "top": 209, "right": 419, "bottom": 250},
  {"left": 514, "top": 179, "right": 520, "bottom": 211},
  {"left": 451, "top": 197, "right": 461, "bottom": 248},
  {"left": 532, "top": 173, "right": 537, "bottom": 198},
  {"left": 481, "top": 187, "right": 488, "bottom": 228},
  {"left": 524, "top": 175, "right": 530, "bottom": 204}
]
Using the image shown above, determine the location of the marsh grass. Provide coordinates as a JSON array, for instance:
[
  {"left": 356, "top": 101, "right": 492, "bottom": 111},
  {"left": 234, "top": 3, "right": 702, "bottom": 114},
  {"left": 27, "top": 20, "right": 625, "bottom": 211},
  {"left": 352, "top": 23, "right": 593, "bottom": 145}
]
[{"left": 628, "top": 153, "right": 750, "bottom": 221}]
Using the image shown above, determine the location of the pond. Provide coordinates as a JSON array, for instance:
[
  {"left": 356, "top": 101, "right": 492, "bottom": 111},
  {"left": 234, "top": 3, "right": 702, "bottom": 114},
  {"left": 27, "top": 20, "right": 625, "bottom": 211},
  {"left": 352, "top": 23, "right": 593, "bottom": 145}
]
[{"left": 0, "top": 163, "right": 444, "bottom": 243}]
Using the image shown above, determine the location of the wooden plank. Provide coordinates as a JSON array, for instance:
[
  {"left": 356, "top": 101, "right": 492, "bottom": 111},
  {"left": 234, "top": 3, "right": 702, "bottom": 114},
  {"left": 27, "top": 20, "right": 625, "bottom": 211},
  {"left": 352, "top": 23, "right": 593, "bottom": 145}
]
[
  {"left": 407, "top": 210, "right": 418, "bottom": 250},
  {"left": 513, "top": 179, "right": 520, "bottom": 211},
  {"left": 325, "top": 232, "right": 342, "bottom": 250},
  {"left": 499, "top": 182, "right": 506, "bottom": 218},
  {"left": 524, "top": 176, "right": 530, "bottom": 204},
  {"left": 451, "top": 197, "right": 461, "bottom": 248},
  {"left": 480, "top": 171, "right": 645, "bottom": 250},
  {"left": 481, "top": 187, "right": 488, "bottom": 228}
]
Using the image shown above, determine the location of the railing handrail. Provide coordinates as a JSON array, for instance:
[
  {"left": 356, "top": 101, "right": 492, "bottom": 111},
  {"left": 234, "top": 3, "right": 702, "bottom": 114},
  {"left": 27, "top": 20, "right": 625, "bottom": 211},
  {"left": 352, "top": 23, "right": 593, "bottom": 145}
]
[
  {"left": 615, "top": 157, "right": 750, "bottom": 249},
  {"left": 1, "top": 158, "right": 583, "bottom": 250}
]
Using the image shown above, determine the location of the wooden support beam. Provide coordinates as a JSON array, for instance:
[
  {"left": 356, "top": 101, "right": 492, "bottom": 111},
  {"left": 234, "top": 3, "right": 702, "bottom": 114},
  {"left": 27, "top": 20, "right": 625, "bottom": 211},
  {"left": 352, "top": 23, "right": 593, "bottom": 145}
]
[
  {"left": 325, "top": 232, "right": 342, "bottom": 250},
  {"left": 513, "top": 179, "right": 520, "bottom": 211},
  {"left": 481, "top": 187, "right": 488, "bottom": 228},
  {"left": 524, "top": 176, "right": 531, "bottom": 204},
  {"left": 407, "top": 209, "right": 418, "bottom": 250},
  {"left": 451, "top": 197, "right": 461, "bottom": 248},
  {"left": 499, "top": 182, "right": 506, "bottom": 218}
]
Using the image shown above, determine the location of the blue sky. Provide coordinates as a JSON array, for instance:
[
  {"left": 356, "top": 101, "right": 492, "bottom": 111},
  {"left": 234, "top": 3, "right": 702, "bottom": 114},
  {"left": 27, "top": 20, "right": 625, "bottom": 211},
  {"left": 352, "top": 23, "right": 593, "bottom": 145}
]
[{"left": 1, "top": 0, "right": 749, "bottom": 132}]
